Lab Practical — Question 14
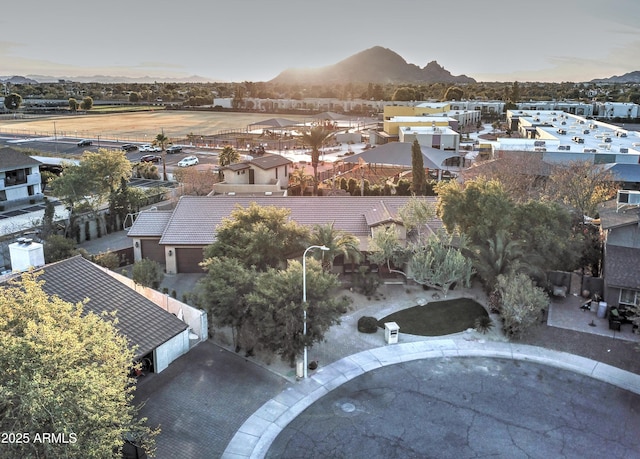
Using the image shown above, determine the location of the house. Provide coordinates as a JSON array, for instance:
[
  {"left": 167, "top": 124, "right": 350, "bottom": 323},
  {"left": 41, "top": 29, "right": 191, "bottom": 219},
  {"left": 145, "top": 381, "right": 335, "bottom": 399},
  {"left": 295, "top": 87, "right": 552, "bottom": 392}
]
[
  {"left": 341, "top": 142, "right": 466, "bottom": 180},
  {"left": 0, "top": 147, "right": 43, "bottom": 209},
  {"left": 2, "top": 256, "right": 192, "bottom": 373},
  {"left": 213, "top": 153, "right": 292, "bottom": 195},
  {"left": 599, "top": 192, "right": 640, "bottom": 310},
  {"left": 128, "top": 195, "right": 442, "bottom": 274}
]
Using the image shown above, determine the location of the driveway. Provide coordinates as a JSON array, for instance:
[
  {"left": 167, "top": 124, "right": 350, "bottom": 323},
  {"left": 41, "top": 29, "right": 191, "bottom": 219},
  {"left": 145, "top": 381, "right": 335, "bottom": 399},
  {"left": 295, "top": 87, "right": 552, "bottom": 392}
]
[{"left": 134, "top": 341, "right": 288, "bottom": 458}]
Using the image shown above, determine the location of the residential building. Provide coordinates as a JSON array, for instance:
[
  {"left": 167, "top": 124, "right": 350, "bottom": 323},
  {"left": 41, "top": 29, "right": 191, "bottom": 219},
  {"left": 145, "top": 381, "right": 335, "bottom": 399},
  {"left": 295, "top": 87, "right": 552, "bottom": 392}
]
[
  {"left": 213, "top": 153, "right": 292, "bottom": 196},
  {"left": 599, "top": 192, "right": 640, "bottom": 311},
  {"left": 1, "top": 256, "right": 194, "bottom": 373},
  {"left": 0, "top": 147, "right": 43, "bottom": 208},
  {"left": 128, "top": 195, "right": 442, "bottom": 274}
]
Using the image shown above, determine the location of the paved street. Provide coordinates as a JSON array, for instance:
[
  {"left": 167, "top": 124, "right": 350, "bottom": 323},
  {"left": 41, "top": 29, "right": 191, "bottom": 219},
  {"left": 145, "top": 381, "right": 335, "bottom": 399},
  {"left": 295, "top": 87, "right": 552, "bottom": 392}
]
[{"left": 266, "top": 357, "right": 640, "bottom": 459}]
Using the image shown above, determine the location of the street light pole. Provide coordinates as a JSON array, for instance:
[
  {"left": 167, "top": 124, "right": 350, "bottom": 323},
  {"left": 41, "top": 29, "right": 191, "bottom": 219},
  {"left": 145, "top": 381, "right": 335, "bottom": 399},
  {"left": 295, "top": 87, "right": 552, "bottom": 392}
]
[{"left": 302, "top": 244, "right": 329, "bottom": 379}]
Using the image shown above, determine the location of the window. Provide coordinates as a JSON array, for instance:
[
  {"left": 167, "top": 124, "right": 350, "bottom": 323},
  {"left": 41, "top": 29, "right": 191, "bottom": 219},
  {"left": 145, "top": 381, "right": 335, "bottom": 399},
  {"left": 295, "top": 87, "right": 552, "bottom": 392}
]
[{"left": 619, "top": 289, "right": 640, "bottom": 307}]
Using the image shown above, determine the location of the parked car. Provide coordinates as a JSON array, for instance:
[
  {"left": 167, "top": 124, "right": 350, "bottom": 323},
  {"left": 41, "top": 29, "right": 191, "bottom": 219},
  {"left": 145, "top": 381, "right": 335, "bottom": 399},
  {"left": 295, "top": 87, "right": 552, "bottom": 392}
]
[
  {"left": 166, "top": 145, "right": 183, "bottom": 154},
  {"left": 77, "top": 139, "right": 92, "bottom": 147},
  {"left": 121, "top": 144, "right": 138, "bottom": 152},
  {"left": 177, "top": 156, "right": 198, "bottom": 167},
  {"left": 140, "top": 154, "right": 161, "bottom": 163},
  {"left": 138, "top": 144, "right": 152, "bottom": 152}
]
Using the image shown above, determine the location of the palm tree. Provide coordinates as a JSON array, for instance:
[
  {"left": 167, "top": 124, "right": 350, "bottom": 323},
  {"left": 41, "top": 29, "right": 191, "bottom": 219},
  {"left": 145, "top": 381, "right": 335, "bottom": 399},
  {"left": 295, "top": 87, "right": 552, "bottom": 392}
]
[
  {"left": 154, "top": 131, "right": 170, "bottom": 181},
  {"left": 289, "top": 167, "right": 311, "bottom": 196},
  {"left": 471, "top": 230, "right": 541, "bottom": 290},
  {"left": 299, "top": 126, "right": 335, "bottom": 196},
  {"left": 218, "top": 145, "right": 240, "bottom": 167},
  {"left": 310, "top": 222, "right": 362, "bottom": 271}
]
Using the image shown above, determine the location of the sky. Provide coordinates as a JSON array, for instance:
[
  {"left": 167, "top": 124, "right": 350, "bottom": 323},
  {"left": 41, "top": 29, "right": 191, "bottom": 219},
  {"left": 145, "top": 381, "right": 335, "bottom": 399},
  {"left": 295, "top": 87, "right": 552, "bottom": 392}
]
[{"left": 2, "top": 0, "right": 640, "bottom": 83}]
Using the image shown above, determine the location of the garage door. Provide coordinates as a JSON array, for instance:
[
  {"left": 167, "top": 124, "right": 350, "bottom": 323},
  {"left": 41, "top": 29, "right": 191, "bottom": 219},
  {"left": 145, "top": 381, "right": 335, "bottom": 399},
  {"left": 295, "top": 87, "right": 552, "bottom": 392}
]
[
  {"left": 140, "top": 239, "right": 165, "bottom": 264},
  {"left": 176, "top": 247, "right": 205, "bottom": 273}
]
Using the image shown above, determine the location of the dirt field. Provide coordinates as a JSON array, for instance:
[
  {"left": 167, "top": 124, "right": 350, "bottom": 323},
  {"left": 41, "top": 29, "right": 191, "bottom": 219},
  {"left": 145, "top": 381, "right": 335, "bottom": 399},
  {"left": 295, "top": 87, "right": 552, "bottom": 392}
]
[{"left": 0, "top": 111, "right": 312, "bottom": 142}]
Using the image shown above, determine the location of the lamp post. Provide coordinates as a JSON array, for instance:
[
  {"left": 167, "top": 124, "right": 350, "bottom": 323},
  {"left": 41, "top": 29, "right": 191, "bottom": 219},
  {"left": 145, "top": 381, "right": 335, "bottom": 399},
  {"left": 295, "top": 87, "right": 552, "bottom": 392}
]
[{"left": 302, "top": 244, "right": 329, "bottom": 378}]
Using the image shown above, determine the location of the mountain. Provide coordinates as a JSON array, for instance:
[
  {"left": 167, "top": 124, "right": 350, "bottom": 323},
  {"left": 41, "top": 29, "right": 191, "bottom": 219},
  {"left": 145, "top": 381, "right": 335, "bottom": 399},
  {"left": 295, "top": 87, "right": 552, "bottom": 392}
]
[
  {"left": 590, "top": 71, "right": 640, "bottom": 84},
  {"left": 270, "top": 46, "right": 476, "bottom": 85},
  {"left": 1, "top": 74, "right": 215, "bottom": 84},
  {"left": 0, "top": 75, "right": 39, "bottom": 85}
]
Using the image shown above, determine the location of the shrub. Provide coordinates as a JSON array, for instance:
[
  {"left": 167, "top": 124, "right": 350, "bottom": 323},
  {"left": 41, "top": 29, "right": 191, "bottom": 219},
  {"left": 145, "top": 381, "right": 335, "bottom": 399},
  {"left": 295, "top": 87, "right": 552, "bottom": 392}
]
[
  {"left": 497, "top": 273, "right": 548, "bottom": 339},
  {"left": 93, "top": 252, "right": 120, "bottom": 270},
  {"left": 357, "top": 316, "right": 379, "bottom": 333},
  {"left": 474, "top": 316, "right": 493, "bottom": 334},
  {"left": 354, "top": 266, "right": 380, "bottom": 297}
]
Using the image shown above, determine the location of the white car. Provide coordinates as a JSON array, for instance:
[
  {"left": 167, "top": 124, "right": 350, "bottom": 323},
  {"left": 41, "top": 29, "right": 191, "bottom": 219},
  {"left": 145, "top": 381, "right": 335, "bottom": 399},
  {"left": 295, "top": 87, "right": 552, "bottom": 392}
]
[
  {"left": 138, "top": 144, "right": 152, "bottom": 152},
  {"left": 178, "top": 156, "right": 199, "bottom": 167}
]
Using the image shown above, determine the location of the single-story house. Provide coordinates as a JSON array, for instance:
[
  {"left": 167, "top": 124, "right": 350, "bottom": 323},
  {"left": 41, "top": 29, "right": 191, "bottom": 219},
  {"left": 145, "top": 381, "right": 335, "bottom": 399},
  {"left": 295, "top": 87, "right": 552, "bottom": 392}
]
[
  {"left": 128, "top": 195, "right": 442, "bottom": 274},
  {"left": 3, "top": 256, "right": 191, "bottom": 373},
  {"left": 213, "top": 153, "right": 293, "bottom": 195}
]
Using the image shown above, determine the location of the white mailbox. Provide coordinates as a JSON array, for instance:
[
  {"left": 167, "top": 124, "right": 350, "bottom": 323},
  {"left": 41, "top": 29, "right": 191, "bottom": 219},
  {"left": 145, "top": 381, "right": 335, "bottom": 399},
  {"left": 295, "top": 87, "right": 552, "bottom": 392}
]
[{"left": 384, "top": 322, "right": 400, "bottom": 344}]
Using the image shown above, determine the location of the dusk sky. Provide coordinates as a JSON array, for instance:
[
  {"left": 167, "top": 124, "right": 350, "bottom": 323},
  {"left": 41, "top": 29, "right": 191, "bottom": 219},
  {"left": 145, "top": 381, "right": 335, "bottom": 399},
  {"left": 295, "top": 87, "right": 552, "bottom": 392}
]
[{"left": 2, "top": 0, "right": 639, "bottom": 83}]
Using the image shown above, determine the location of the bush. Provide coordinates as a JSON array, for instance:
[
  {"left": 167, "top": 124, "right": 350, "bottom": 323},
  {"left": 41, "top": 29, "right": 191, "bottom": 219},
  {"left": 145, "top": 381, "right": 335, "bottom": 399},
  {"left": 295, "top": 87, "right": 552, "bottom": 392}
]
[
  {"left": 354, "top": 266, "right": 380, "bottom": 297},
  {"left": 497, "top": 273, "right": 548, "bottom": 339},
  {"left": 474, "top": 316, "right": 493, "bottom": 334},
  {"left": 93, "top": 252, "right": 120, "bottom": 270},
  {"left": 357, "top": 316, "right": 379, "bottom": 333}
]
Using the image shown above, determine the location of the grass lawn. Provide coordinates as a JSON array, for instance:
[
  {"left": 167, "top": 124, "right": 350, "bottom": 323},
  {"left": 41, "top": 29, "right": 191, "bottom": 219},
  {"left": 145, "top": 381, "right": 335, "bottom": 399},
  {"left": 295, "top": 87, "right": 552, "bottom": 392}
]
[{"left": 377, "top": 298, "right": 488, "bottom": 336}]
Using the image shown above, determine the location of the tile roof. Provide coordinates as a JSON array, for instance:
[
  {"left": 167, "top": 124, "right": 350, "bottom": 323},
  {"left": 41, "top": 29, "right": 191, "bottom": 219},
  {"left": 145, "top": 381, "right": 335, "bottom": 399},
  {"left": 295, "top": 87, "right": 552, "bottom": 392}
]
[
  {"left": 224, "top": 162, "right": 251, "bottom": 171},
  {"left": 127, "top": 210, "right": 173, "bottom": 237},
  {"left": 0, "top": 147, "right": 42, "bottom": 170},
  {"left": 157, "top": 195, "right": 440, "bottom": 246},
  {"left": 22, "top": 256, "right": 187, "bottom": 358},
  {"left": 605, "top": 245, "right": 640, "bottom": 290},
  {"left": 249, "top": 154, "right": 293, "bottom": 170}
]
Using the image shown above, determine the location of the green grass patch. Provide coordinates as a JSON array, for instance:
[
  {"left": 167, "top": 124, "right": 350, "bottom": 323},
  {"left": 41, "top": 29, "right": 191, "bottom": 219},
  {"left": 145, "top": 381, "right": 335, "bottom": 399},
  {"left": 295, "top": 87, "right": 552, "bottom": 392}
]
[{"left": 378, "top": 298, "right": 488, "bottom": 336}]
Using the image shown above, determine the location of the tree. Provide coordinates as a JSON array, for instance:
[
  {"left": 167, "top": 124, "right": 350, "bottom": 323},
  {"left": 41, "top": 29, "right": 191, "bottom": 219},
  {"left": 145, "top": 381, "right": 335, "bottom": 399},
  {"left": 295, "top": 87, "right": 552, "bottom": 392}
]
[
  {"left": 460, "top": 153, "right": 548, "bottom": 202},
  {"left": 204, "top": 203, "right": 310, "bottom": 271},
  {"left": 196, "top": 257, "right": 256, "bottom": 351},
  {"left": 443, "top": 86, "right": 463, "bottom": 101},
  {"left": 511, "top": 200, "right": 581, "bottom": 273},
  {"left": 173, "top": 166, "right": 218, "bottom": 196},
  {"left": 289, "top": 167, "right": 311, "bottom": 196},
  {"left": 153, "top": 131, "right": 170, "bottom": 181},
  {"left": 3, "top": 92, "right": 22, "bottom": 113},
  {"left": 471, "top": 229, "right": 539, "bottom": 291},
  {"left": 218, "top": 145, "right": 240, "bottom": 167},
  {"left": 80, "top": 96, "right": 93, "bottom": 110},
  {"left": 436, "top": 178, "right": 513, "bottom": 246},
  {"left": 546, "top": 161, "right": 618, "bottom": 222},
  {"left": 51, "top": 149, "right": 132, "bottom": 237},
  {"left": 368, "top": 227, "right": 473, "bottom": 296},
  {"left": 309, "top": 222, "right": 362, "bottom": 271},
  {"left": 496, "top": 272, "right": 549, "bottom": 339},
  {"left": 43, "top": 234, "right": 80, "bottom": 263},
  {"left": 391, "top": 87, "right": 416, "bottom": 101},
  {"left": 132, "top": 258, "right": 164, "bottom": 289},
  {"left": 411, "top": 139, "right": 426, "bottom": 195},
  {"left": 407, "top": 232, "right": 474, "bottom": 296},
  {"left": 0, "top": 273, "right": 157, "bottom": 458},
  {"left": 68, "top": 97, "right": 79, "bottom": 112},
  {"left": 245, "top": 259, "right": 350, "bottom": 366},
  {"left": 299, "top": 127, "right": 335, "bottom": 196}
]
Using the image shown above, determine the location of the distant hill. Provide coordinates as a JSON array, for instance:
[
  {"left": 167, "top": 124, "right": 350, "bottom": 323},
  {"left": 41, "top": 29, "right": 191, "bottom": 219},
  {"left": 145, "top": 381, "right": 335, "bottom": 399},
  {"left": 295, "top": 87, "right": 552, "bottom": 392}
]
[
  {"left": 0, "top": 75, "right": 39, "bottom": 85},
  {"left": 270, "top": 46, "right": 476, "bottom": 85},
  {"left": 1, "top": 74, "right": 215, "bottom": 84},
  {"left": 590, "top": 71, "right": 640, "bottom": 83}
]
